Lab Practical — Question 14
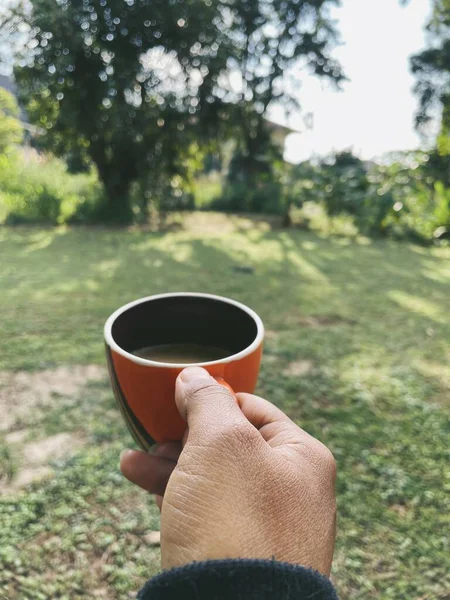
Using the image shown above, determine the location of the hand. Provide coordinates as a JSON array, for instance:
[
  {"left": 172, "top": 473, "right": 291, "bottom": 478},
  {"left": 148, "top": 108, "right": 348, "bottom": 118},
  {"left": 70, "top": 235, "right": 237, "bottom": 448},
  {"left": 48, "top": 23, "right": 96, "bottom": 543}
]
[{"left": 120, "top": 367, "right": 337, "bottom": 575}]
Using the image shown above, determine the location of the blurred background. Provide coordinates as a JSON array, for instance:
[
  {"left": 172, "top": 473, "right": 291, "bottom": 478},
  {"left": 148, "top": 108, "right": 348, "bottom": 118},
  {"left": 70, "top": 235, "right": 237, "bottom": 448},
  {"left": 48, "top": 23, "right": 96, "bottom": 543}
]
[{"left": 0, "top": 0, "right": 449, "bottom": 598}]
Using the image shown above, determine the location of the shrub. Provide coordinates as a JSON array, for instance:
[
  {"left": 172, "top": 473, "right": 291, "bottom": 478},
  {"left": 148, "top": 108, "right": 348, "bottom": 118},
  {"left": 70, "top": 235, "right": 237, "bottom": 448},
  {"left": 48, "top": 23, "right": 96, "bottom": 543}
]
[
  {"left": 207, "top": 146, "right": 285, "bottom": 215},
  {"left": 383, "top": 181, "right": 450, "bottom": 242},
  {"left": 0, "top": 151, "right": 104, "bottom": 225},
  {"left": 365, "top": 155, "right": 450, "bottom": 241},
  {"left": 211, "top": 178, "right": 284, "bottom": 215},
  {"left": 284, "top": 151, "right": 450, "bottom": 243},
  {"left": 434, "top": 183, "right": 450, "bottom": 237}
]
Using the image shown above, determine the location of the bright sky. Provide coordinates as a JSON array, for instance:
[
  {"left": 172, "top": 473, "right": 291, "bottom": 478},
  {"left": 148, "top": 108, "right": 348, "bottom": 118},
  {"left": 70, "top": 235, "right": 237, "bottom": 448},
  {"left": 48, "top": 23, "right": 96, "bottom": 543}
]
[{"left": 277, "top": 0, "right": 433, "bottom": 163}]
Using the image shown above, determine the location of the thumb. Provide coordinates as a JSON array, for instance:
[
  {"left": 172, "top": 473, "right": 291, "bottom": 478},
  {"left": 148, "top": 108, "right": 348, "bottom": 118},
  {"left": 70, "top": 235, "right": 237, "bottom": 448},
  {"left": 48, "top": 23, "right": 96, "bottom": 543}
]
[{"left": 175, "top": 367, "right": 246, "bottom": 441}]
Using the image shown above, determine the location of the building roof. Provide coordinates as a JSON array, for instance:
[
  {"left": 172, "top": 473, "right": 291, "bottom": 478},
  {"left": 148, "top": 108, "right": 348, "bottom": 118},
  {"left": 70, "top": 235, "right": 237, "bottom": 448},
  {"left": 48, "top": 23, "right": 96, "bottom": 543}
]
[
  {"left": 0, "top": 74, "right": 16, "bottom": 95},
  {"left": 264, "top": 119, "right": 300, "bottom": 136},
  {"left": 0, "top": 73, "right": 30, "bottom": 124}
]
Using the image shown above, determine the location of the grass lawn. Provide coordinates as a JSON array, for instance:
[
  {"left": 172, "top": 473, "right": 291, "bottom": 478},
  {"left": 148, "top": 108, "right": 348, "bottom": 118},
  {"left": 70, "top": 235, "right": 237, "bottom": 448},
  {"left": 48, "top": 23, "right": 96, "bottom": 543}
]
[{"left": 1, "top": 213, "right": 449, "bottom": 599}]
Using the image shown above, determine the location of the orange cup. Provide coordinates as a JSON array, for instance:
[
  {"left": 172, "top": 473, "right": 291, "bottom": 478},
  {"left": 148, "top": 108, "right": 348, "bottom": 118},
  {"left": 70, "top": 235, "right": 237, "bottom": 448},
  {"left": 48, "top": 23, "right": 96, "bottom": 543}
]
[{"left": 104, "top": 293, "right": 264, "bottom": 450}]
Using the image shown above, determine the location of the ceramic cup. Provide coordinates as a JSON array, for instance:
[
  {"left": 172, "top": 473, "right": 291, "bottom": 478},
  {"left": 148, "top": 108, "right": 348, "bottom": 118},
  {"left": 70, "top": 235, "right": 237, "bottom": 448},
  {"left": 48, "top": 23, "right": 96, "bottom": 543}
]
[{"left": 104, "top": 293, "right": 264, "bottom": 449}]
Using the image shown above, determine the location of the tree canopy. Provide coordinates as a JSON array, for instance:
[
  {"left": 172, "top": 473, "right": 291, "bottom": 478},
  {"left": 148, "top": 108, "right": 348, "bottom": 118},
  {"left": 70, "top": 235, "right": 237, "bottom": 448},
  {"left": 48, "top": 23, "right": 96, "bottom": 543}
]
[
  {"left": 14, "top": 0, "right": 343, "bottom": 222},
  {"left": 410, "top": 0, "right": 450, "bottom": 157},
  {"left": 15, "top": 0, "right": 234, "bottom": 221},
  {"left": 212, "top": 0, "right": 344, "bottom": 168}
]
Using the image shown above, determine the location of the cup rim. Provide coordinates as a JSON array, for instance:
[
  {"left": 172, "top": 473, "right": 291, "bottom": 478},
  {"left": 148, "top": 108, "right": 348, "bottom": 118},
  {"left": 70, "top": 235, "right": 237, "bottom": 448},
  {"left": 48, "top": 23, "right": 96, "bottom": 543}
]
[{"left": 104, "top": 292, "right": 264, "bottom": 368}]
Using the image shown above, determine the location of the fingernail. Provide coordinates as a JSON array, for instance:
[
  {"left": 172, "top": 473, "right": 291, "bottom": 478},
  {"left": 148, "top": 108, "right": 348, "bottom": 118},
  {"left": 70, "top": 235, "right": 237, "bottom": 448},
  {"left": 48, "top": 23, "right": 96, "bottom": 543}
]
[
  {"left": 120, "top": 448, "right": 133, "bottom": 461},
  {"left": 179, "top": 366, "right": 212, "bottom": 383}
]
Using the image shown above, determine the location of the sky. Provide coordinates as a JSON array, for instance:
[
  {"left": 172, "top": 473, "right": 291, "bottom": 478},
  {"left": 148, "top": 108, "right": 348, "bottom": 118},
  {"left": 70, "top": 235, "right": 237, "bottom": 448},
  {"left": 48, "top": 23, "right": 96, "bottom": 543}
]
[{"left": 277, "top": 0, "right": 433, "bottom": 163}]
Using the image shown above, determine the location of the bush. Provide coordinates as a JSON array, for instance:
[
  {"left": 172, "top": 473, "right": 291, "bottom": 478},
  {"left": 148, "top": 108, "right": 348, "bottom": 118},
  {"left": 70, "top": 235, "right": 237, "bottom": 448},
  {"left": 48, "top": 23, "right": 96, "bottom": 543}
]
[
  {"left": 0, "top": 151, "right": 104, "bottom": 225},
  {"left": 365, "top": 155, "right": 450, "bottom": 241},
  {"left": 284, "top": 151, "right": 450, "bottom": 243},
  {"left": 205, "top": 146, "right": 285, "bottom": 215},
  {"left": 211, "top": 178, "right": 284, "bottom": 215},
  {"left": 383, "top": 181, "right": 450, "bottom": 242},
  {"left": 434, "top": 183, "right": 450, "bottom": 237}
]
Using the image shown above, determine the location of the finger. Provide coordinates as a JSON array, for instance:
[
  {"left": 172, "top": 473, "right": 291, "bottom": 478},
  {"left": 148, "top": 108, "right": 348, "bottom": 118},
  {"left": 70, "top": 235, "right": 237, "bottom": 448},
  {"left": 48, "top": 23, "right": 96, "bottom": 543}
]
[
  {"left": 120, "top": 449, "right": 176, "bottom": 496},
  {"left": 155, "top": 494, "right": 163, "bottom": 511},
  {"left": 236, "top": 393, "right": 314, "bottom": 449},
  {"left": 175, "top": 367, "right": 247, "bottom": 441},
  {"left": 181, "top": 427, "right": 189, "bottom": 448},
  {"left": 151, "top": 441, "right": 182, "bottom": 463}
]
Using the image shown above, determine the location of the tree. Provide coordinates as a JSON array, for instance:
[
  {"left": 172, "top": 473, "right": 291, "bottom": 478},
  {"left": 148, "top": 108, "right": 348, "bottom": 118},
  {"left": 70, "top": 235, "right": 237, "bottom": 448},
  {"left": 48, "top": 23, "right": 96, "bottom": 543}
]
[
  {"left": 14, "top": 0, "right": 231, "bottom": 222},
  {"left": 216, "top": 0, "right": 344, "bottom": 175},
  {"left": 410, "top": 0, "right": 450, "bottom": 161},
  {"left": 0, "top": 1, "right": 27, "bottom": 75},
  {"left": 0, "top": 87, "right": 22, "bottom": 152},
  {"left": 14, "top": 0, "right": 343, "bottom": 222}
]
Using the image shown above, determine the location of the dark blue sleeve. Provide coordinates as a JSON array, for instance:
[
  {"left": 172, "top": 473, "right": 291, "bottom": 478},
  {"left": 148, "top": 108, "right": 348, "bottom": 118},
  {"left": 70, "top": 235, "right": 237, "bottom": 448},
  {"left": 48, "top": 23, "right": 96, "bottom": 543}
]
[{"left": 138, "top": 559, "right": 339, "bottom": 599}]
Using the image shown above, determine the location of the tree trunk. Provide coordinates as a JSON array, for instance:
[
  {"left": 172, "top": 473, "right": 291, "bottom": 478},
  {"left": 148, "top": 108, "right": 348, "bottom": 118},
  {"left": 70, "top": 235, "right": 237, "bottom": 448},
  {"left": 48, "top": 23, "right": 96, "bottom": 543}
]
[
  {"left": 282, "top": 202, "right": 292, "bottom": 228},
  {"left": 100, "top": 172, "right": 133, "bottom": 224},
  {"left": 89, "top": 141, "right": 135, "bottom": 224}
]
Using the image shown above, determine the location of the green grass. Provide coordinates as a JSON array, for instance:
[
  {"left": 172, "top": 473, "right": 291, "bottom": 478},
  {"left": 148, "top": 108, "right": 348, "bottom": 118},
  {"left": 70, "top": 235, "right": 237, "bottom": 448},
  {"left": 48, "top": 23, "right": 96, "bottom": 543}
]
[{"left": 1, "top": 214, "right": 449, "bottom": 599}]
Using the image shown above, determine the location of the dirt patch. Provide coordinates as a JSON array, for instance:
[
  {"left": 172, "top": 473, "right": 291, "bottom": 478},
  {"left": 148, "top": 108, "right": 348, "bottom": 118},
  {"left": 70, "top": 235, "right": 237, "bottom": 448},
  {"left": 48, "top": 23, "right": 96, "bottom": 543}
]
[
  {"left": 91, "top": 588, "right": 110, "bottom": 599},
  {"left": 8, "top": 466, "right": 53, "bottom": 491},
  {"left": 298, "top": 315, "right": 356, "bottom": 328},
  {"left": 0, "top": 365, "right": 106, "bottom": 432},
  {"left": 143, "top": 531, "right": 161, "bottom": 546},
  {"left": 180, "top": 212, "right": 276, "bottom": 235},
  {"left": 264, "top": 330, "right": 279, "bottom": 340},
  {"left": 389, "top": 504, "right": 411, "bottom": 519},
  {"left": 1, "top": 431, "right": 85, "bottom": 493},
  {"left": 0, "top": 365, "right": 105, "bottom": 494},
  {"left": 23, "top": 432, "right": 84, "bottom": 466},
  {"left": 283, "top": 360, "right": 314, "bottom": 377},
  {"left": 264, "top": 355, "right": 279, "bottom": 363},
  {"left": 5, "top": 429, "right": 29, "bottom": 444}
]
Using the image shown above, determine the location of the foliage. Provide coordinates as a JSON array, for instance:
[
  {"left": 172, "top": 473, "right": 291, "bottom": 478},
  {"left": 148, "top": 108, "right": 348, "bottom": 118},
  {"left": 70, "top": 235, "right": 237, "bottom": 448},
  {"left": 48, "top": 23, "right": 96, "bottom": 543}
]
[
  {"left": 211, "top": 147, "right": 284, "bottom": 213},
  {"left": 0, "top": 151, "right": 103, "bottom": 224},
  {"left": 0, "top": 1, "right": 27, "bottom": 75},
  {"left": 14, "top": 0, "right": 232, "bottom": 222},
  {"left": 193, "top": 174, "right": 222, "bottom": 209},
  {"left": 280, "top": 153, "right": 385, "bottom": 234},
  {"left": 215, "top": 0, "right": 344, "bottom": 191},
  {"left": 14, "top": 0, "right": 343, "bottom": 223},
  {"left": 281, "top": 150, "right": 450, "bottom": 241},
  {"left": 410, "top": 0, "right": 450, "bottom": 166},
  {"left": 370, "top": 154, "right": 450, "bottom": 241},
  {"left": 218, "top": 0, "right": 343, "bottom": 162},
  {"left": 317, "top": 152, "right": 371, "bottom": 219},
  {"left": 137, "top": 141, "right": 206, "bottom": 217},
  {"left": 213, "top": 178, "right": 284, "bottom": 215},
  {"left": 0, "top": 87, "right": 23, "bottom": 152},
  {"left": 3, "top": 145, "right": 442, "bottom": 240},
  {"left": 0, "top": 217, "right": 449, "bottom": 599}
]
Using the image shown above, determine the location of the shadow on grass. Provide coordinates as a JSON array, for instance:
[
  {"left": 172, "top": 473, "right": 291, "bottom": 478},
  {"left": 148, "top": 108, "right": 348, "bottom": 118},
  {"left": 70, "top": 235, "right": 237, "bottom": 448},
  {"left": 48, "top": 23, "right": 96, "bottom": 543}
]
[
  {"left": 1, "top": 222, "right": 449, "bottom": 598},
  {"left": 1, "top": 226, "right": 449, "bottom": 386}
]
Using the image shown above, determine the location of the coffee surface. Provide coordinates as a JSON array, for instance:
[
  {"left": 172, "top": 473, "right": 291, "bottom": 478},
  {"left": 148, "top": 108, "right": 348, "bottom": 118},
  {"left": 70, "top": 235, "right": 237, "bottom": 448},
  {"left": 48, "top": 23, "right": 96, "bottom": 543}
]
[{"left": 133, "top": 343, "right": 229, "bottom": 364}]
